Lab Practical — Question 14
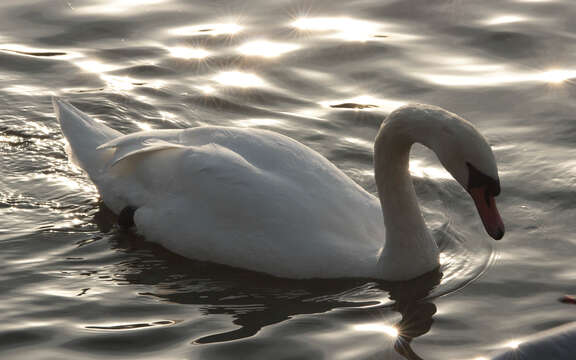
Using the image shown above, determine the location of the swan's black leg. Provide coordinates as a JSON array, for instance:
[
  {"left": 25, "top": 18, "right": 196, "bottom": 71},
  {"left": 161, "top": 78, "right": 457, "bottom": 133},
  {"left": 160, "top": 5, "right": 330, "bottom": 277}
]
[{"left": 118, "top": 206, "right": 137, "bottom": 229}]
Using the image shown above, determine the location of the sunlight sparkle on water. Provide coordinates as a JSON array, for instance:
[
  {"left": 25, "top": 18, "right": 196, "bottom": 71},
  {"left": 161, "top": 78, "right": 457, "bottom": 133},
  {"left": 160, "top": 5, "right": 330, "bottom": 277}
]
[
  {"left": 159, "top": 111, "right": 177, "bottom": 121},
  {"left": 196, "top": 85, "right": 216, "bottom": 94},
  {"left": 136, "top": 122, "right": 152, "bottom": 131},
  {"left": 51, "top": 175, "right": 90, "bottom": 191},
  {"left": 292, "top": 17, "right": 381, "bottom": 41},
  {"left": 343, "top": 137, "right": 372, "bottom": 148},
  {"left": 439, "top": 252, "right": 450, "bottom": 265},
  {"left": 505, "top": 340, "right": 522, "bottom": 349},
  {"left": 232, "top": 118, "right": 284, "bottom": 127},
  {"left": 5, "top": 84, "right": 47, "bottom": 95},
  {"left": 213, "top": 71, "right": 265, "bottom": 88},
  {"left": 76, "top": 60, "right": 120, "bottom": 73},
  {"left": 31, "top": 173, "right": 95, "bottom": 193},
  {"left": 168, "top": 47, "right": 211, "bottom": 59},
  {"left": 353, "top": 323, "right": 399, "bottom": 337},
  {"left": 536, "top": 69, "right": 576, "bottom": 83},
  {"left": 9, "top": 256, "right": 49, "bottom": 265},
  {"left": 484, "top": 15, "right": 526, "bottom": 25},
  {"left": 419, "top": 68, "right": 576, "bottom": 86},
  {"left": 409, "top": 159, "right": 452, "bottom": 179},
  {"left": 238, "top": 40, "right": 300, "bottom": 58}
]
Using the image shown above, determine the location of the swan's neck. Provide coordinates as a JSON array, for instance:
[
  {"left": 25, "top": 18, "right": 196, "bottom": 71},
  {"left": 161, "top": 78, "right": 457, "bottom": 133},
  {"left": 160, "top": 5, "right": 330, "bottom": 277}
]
[{"left": 374, "top": 121, "right": 440, "bottom": 281}]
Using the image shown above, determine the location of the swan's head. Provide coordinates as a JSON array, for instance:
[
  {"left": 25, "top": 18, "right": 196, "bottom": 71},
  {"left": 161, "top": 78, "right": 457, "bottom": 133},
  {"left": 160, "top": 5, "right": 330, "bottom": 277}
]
[{"left": 387, "top": 104, "right": 505, "bottom": 240}]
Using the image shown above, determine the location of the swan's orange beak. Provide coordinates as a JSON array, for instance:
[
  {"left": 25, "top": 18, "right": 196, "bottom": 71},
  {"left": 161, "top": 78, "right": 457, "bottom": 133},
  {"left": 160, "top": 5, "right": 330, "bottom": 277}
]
[{"left": 469, "top": 187, "right": 505, "bottom": 240}]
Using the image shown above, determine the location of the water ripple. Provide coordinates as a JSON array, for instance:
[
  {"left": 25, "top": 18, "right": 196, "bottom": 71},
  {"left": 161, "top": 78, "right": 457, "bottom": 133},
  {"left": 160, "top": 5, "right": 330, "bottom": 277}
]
[{"left": 2, "top": 0, "right": 576, "bottom": 359}]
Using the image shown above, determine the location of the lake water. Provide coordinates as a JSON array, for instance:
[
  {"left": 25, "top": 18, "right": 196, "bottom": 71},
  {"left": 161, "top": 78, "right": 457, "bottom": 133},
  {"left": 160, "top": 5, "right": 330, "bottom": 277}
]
[{"left": 1, "top": 0, "right": 576, "bottom": 359}]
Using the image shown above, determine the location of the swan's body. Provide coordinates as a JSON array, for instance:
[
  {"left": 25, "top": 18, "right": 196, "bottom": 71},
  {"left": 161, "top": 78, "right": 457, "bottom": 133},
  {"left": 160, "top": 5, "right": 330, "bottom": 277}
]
[{"left": 54, "top": 98, "right": 504, "bottom": 280}]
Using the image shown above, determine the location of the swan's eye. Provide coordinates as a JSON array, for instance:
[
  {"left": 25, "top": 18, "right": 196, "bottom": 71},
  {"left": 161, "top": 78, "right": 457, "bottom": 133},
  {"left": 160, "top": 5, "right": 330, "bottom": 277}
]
[{"left": 466, "top": 162, "right": 500, "bottom": 196}]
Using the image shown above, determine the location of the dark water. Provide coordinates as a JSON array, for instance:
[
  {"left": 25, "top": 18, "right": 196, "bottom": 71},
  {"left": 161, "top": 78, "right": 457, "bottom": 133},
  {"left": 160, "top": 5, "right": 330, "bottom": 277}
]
[{"left": 1, "top": 0, "right": 576, "bottom": 359}]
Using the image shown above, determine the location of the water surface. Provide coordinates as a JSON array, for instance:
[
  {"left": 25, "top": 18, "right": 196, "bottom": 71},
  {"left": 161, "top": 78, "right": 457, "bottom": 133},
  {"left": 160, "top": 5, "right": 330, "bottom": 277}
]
[{"left": 2, "top": 0, "right": 576, "bottom": 359}]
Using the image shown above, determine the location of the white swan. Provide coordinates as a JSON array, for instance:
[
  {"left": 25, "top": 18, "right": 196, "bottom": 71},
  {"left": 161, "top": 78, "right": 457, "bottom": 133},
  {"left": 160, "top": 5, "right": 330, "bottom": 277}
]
[{"left": 53, "top": 97, "right": 504, "bottom": 281}]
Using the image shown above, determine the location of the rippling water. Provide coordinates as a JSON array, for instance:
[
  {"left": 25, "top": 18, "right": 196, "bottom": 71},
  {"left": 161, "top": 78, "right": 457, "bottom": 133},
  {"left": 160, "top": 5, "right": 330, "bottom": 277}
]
[{"left": 2, "top": 0, "right": 576, "bottom": 359}]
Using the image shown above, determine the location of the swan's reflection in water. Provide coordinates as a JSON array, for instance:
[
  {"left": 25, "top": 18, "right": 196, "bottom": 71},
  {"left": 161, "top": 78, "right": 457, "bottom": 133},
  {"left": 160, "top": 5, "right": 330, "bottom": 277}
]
[
  {"left": 388, "top": 271, "right": 439, "bottom": 360},
  {"left": 94, "top": 205, "right": 441, "bottom": 359}
]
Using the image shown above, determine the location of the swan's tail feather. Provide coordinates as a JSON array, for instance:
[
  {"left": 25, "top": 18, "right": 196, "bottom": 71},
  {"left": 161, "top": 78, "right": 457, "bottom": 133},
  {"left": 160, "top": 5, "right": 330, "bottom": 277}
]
[{"left": 53, "top": 97, "right": 123, "bottom": 176}]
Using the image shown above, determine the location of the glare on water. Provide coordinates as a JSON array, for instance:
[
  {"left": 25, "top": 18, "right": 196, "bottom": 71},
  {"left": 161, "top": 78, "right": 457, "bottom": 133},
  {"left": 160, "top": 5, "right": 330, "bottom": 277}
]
[{"left": 1, "top": 0, "right": 576, "bottom": 359}]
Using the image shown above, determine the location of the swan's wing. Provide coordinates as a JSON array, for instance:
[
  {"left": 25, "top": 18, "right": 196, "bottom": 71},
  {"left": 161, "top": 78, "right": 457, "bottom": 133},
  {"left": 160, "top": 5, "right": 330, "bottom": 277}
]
[
  {"left": 97, "top": 129, "right": 182, "bottom": 149},
  {"left": 97, "top": 129, "right": 183, "bottom": 166},
  {"left": 106, "top": 138, "right": 187, "bottom": 166},
  {"left": 97, "top": 137, "right": 264, "bottom": 216}
]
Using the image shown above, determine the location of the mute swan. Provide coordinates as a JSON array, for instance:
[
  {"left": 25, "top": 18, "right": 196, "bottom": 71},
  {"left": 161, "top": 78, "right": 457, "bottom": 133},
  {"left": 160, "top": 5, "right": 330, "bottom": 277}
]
[{"left": 53, "top": 97, "right": 504, "bottom": 281}]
